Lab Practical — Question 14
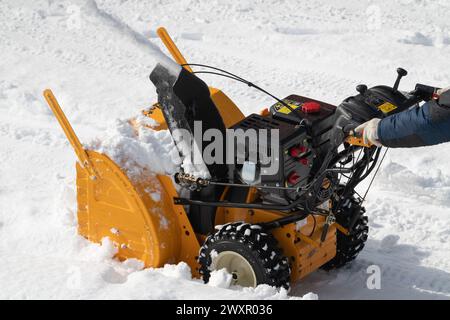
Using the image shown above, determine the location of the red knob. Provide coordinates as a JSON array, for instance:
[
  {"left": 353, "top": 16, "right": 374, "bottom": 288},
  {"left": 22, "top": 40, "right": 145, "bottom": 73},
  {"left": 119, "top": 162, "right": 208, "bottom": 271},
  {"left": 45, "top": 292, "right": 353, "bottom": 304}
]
[
  {"left": 302, "top": 101, "right": 321, "bottom": 113},
  {"left": 289, "top": 145, "right": 307, "bottom": 158},
  {"left": 299, "top": 157, "right": 309, "bottom": 166},
  {"left": 287, "top": 171, "right": 301, "bottom": 185}
]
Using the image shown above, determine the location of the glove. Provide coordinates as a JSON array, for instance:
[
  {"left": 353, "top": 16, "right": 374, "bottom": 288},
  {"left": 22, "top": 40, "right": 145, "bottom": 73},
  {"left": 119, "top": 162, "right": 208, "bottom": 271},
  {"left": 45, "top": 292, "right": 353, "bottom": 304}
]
[
  {"left": 437, "top": 86, "right": 450, "bottom": 107},
  {"left": 437, "top": 86, "right": 450, "bottom": 96},
  {"left": 355, "top": 118, "right": 382, "bottom": 147}
]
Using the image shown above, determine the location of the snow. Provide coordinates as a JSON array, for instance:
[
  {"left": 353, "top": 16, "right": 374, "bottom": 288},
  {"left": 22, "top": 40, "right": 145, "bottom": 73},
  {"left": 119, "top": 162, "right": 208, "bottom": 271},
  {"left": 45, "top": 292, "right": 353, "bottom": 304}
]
[
  {"left": 207, "top": 269, "right": 233, "bottom": 289},
  {"left": 148, "top": 190, "right": 161, "bottom": 202},
  {"left": 295, "top": 218, "right": 308, "bottom": 230},
  {"left": 82, "top": 0, "right": 181, "bottom": 76},
  {"left": 89, "top": 118, "right": 181, "bottom": 179},
  {"left": 1, "top": 0, "right": 450, "bottom": 300}
]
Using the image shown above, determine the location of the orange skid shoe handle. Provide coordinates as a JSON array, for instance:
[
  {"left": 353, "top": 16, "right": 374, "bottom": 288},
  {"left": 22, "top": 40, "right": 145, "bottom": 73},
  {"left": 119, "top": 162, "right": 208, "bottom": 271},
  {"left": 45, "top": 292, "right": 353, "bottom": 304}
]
[{"left": 43, "top": 89, "right": 96, "bottom": 178}]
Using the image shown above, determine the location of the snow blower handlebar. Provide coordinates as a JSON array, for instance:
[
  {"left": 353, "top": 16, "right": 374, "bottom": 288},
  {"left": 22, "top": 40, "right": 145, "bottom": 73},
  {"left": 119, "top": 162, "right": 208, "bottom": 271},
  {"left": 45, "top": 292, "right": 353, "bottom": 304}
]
[{"left": 342, "top": 78, "right": 441, "bottom": 148}]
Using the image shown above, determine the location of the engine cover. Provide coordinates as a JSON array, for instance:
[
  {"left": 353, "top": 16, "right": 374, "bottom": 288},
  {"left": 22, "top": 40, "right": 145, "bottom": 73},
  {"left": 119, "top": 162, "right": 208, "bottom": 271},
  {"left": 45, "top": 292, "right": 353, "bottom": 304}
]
[{"left": 229, "top": 95, "right": 336, "bottom": 204}]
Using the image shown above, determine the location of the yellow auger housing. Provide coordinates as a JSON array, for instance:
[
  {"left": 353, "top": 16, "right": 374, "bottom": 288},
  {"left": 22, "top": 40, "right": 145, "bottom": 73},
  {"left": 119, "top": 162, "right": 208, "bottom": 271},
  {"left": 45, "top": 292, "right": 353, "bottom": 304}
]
[{"left": 43, "top": 89, "right": 200, "bottom": 274}]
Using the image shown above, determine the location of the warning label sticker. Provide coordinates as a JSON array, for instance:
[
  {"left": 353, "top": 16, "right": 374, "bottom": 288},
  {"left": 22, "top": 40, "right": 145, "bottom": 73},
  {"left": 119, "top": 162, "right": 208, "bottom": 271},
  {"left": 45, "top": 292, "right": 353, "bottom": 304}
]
[
  {"left": 378, "top": 102, "right": 397, "bottom": 113},
  {"left": 274, "top": 100, "right": 301, "bottom": 114}
]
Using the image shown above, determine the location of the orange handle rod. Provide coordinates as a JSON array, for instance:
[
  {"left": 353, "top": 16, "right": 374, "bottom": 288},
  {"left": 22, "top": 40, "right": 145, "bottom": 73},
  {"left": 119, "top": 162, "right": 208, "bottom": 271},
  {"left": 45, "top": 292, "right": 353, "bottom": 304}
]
[
  {"left": 156, "top": 27, "right": 193, "bottom": 73},
  {"left": 43, "top": 89, "right": 96, "bottom": 177}
]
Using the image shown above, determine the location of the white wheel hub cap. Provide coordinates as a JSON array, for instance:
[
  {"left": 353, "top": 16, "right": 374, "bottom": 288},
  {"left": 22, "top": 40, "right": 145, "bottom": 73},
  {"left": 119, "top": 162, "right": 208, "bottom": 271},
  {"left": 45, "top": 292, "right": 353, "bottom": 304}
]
[{"left": 212, "top": 251, "right": 257, "bottom": 287}]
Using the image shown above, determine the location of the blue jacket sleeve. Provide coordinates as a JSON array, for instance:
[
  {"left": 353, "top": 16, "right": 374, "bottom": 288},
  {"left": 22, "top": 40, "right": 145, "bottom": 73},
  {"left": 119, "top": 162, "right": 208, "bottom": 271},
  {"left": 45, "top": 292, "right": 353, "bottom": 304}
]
[{"left": 377, "top": 100, "right": 450, "bottom": 148}]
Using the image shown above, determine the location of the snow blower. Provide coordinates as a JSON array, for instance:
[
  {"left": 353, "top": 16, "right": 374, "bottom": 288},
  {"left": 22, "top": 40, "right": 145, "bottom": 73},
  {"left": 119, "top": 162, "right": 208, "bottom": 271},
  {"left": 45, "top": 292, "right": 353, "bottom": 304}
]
[{"left": 43, "top": 27, "right": 441, "bottom": 289}]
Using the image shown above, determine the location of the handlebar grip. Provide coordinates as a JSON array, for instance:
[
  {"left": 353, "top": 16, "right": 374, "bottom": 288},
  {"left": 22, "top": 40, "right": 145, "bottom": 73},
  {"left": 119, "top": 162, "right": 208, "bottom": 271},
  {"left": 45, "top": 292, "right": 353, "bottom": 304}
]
[{"left": 414, "top": 83, "right": 438, "bottom": 101}]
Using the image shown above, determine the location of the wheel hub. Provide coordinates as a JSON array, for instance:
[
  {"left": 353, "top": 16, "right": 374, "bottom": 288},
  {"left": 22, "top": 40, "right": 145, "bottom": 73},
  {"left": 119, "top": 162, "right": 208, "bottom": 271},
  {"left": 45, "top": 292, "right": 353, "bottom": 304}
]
[{"left": 212, "top": 251, "right": 257, "bottom": 287}]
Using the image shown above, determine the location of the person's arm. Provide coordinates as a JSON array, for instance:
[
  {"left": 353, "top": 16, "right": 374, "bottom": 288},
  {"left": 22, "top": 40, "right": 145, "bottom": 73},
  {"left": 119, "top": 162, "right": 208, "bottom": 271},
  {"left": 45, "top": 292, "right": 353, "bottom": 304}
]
[{"left": 356, "top": 87, "right": 450, "bottom": 148}]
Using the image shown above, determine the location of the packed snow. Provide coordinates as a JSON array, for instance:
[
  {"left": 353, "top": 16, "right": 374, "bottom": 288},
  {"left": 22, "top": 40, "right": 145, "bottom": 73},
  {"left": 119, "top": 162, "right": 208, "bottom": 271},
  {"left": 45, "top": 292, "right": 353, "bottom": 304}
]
[
  {"left": 89, "top": 118, "right": 181, "bottom": 179},
  {"left": 1, "top": 0, "right": 450, "bottom": 299}
]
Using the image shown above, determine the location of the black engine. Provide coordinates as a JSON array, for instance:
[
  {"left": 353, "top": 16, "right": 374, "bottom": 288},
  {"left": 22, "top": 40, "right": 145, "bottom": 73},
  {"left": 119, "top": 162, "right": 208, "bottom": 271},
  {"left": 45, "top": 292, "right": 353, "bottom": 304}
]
[
  {"left": 228, "top": 68, "right": 439, "bottom": 209},
  {"left": 229, "top": 95, "right": 336, "bottom": 204}
]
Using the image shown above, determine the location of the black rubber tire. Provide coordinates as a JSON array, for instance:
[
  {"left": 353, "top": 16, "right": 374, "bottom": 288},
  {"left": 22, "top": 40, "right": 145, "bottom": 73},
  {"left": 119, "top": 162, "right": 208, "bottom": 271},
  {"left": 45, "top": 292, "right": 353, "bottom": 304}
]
[
  {"left": 198, "top": 222, "right": 290, "bottom": 290},
  {"left": 322, "top": 194, "right": 369, "bottom": 270}
]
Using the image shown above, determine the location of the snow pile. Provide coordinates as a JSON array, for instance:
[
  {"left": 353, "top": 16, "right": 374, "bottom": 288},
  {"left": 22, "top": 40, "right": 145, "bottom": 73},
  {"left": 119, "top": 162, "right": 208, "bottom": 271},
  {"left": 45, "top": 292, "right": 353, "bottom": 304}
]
[
  {"left": 88, "top": 113, "right": 210, "bottom": 181},
  {"left": 89, "top": 118, "right": 182, "bottom": 179},
  {"left": 78, "top": 237, "right": 119, "bottom": 262},
  {"left": 208, "top": 269, "right": 233, "bottom": 289}
]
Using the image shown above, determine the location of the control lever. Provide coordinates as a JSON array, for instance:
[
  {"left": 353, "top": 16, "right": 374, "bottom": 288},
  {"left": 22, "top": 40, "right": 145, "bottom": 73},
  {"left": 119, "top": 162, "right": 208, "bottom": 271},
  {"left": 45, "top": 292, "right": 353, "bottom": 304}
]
[
  {"left": 356, "top": 84, "right": 368, "bottom": 95},
  {"left": 343, "top": 122, "right": 373, "bottom": 148},
  {"left": 414, "top": 83, "right": 438, "bottom": 101},
  {"left": 393, "top": 68, "right": 408, "bottom": 93}
]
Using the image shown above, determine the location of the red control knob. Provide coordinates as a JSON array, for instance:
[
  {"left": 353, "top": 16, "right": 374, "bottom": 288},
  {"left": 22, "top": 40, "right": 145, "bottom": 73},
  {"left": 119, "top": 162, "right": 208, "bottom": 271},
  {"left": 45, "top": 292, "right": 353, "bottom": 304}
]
[
  {"left": 299, "top": 157, "right": 309, "bottom": 166},
  {"left": 289, "top": 145, "right": 307, "bottom": 158},
  {"left": 287, "top": 171, "right": 301, "bottom": 185},
  {"left": 302, "top": 101, "right": 321, "bottom": 113}
]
